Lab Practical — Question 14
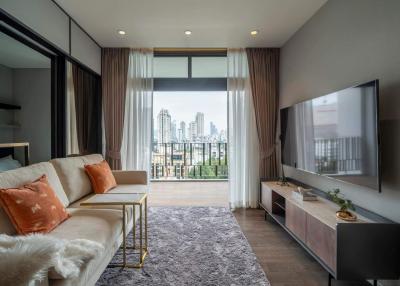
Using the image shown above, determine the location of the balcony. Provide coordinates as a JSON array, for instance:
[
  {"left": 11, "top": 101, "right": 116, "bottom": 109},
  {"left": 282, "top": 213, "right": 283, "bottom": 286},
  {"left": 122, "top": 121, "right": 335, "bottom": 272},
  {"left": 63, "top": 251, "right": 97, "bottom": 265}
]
[
  {"left": 151, "top": 142, "right": 228, "bottom": 180},
  {"left": 315, "top": 136, "right": 362, "bottom": 174}
]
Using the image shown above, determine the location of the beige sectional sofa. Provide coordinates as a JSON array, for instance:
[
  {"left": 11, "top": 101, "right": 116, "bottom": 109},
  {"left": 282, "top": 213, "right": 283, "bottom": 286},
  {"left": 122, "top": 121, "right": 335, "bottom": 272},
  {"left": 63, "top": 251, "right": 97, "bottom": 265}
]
[{"left": 0, "top": 154, "right": 148, "bottom": 286}]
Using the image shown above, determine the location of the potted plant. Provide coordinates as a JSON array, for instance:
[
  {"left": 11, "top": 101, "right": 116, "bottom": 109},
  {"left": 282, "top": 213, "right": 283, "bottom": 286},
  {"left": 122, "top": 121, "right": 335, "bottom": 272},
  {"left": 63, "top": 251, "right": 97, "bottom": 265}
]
[{"left": 327, "top": 188, "right": 357, "bottom": 221}]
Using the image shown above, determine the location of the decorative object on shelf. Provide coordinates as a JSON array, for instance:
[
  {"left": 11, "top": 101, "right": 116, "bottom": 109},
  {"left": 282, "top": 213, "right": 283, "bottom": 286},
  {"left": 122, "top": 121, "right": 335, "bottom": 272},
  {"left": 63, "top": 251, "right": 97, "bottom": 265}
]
[
  {"left": 294, "top": 186, "right": 318, "bottom": 201},
  {"left": 327, "top": 188, "right": 357, "bottom": 221},
  {"left": 277, "top": 164, "right": 289, "bottom": 186}
]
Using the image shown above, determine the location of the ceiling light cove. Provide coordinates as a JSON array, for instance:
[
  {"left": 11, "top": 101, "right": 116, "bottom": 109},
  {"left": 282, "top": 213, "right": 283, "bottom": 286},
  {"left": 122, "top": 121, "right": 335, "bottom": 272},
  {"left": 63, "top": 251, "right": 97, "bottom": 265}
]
[
  {"left": 184, "top": 30, "right": 192, "bottom": 36},
  {"left": 117, "top": 30, "right": 126, "bottom": 35},
  {"left": 250, "top": 30, "right": 258, "bottom": 36}
]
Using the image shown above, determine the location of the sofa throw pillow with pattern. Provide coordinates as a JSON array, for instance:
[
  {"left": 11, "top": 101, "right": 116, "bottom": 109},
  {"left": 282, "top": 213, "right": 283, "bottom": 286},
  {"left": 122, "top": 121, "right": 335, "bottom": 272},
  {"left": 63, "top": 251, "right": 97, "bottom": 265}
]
[
  {"left": 0, "top": 175, "right": 70, "bottom": 235},
  {"left": 84, "top": 160, "right": 117, "bottom": 194}
]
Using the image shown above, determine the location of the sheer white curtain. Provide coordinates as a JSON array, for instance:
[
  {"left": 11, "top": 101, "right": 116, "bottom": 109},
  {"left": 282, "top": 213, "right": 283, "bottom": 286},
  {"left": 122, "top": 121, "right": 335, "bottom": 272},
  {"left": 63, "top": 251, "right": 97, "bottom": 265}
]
[
  {"left": 66, "top": 61, "right": 79, "bottom": 155},
  {"left": 228, "top": 49, "right": 260, "bottom": 209},
  {"left": 294, "top": 101, "right": 315, "bottom": 172},
  {"left": 121, "top": 49, "right": 153, "bottom": 180}
]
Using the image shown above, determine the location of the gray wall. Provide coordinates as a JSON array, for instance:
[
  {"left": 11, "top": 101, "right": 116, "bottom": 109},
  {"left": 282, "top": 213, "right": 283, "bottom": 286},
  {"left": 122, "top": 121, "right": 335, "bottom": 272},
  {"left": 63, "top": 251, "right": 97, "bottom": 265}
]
[
  {"left": 12, "top": 68, "right": 51, "bottom": 163},
  {"left": 70, "top": 21, "right": 102, "bottom": 74},
  {"left": 0, "top": 0, "right": 69, "bottom": 53},
  {"left": 0, "top": 64, "right": 14, "bottom": 142},
  {"left": 280, "top": 0, "right": 400, "bottom": 227}
]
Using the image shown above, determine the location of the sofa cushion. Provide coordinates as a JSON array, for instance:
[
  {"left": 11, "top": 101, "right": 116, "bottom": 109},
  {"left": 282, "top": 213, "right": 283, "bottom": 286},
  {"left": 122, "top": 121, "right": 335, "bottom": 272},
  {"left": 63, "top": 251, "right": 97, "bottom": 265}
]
[
  {"left": 48, "top": 208, "right": 131, "bottom": 286},
  {"left": 48, "top": 208, "right": 123, "bottom": 246},
  {"left": 84, "top": 160, "right": 117, "bottom": 194},
  {"left": 0, "top": 162, "right": 69, "bottom": 235},
  {"left": 68, "top": 193, "right": 135, "bottom": 223},
  {"left": 50, "top": 154, "right": 103, "bottom": 204},
  {"left": 0, "top": 175, "right": 70, "bottom": 234}
]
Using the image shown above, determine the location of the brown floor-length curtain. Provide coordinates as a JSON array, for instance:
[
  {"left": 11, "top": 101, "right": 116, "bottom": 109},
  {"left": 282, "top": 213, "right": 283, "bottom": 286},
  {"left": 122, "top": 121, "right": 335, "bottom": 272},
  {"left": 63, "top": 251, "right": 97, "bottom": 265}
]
[
  {"left": 246, "top": 48, "right": 280, "bottom": 179},
  {"left": 72, "top": 64, "right": 102, "bottom": 155},
  {"left": 102, "top": 48, "right": 130, "bottom": 170}
]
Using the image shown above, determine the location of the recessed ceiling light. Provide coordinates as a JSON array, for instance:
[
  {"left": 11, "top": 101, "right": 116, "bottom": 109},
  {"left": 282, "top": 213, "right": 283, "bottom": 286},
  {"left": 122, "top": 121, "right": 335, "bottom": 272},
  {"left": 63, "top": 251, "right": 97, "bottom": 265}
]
[
  {"left": 250, "top": 30, "right": 258, "bottom": 36},
  {"left": 184, "top": 30, "right": 192, "bottom": 35},
  {"left": 117, "top": 30, "right": 126, "bottom": 35}
]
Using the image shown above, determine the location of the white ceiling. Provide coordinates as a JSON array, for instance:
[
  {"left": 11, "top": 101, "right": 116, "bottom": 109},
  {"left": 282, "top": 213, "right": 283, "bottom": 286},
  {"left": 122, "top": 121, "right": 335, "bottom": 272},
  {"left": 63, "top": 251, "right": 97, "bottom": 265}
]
[
  {"left": 55, "top": 0, "right": 327, "bottom": 48},
  {"left": 0, "top": 33, "right": 50, "bottom": 69}
]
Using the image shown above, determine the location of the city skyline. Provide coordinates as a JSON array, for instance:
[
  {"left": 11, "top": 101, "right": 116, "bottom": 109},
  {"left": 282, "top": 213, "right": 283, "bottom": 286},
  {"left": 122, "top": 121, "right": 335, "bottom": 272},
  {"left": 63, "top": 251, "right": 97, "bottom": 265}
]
[
  {"left": 155, "top": 108, "right": 226, "bottom": 143},
  {"left": 153, "top": 91, "right": 227, "bottom": 134}
]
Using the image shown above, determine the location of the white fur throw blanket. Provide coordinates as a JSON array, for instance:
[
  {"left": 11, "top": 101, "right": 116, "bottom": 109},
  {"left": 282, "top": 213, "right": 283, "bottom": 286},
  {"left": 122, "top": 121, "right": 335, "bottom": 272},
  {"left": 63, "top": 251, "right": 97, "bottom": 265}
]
[{"left": 0, "top": 234, "right": 104, "bottom": 286}]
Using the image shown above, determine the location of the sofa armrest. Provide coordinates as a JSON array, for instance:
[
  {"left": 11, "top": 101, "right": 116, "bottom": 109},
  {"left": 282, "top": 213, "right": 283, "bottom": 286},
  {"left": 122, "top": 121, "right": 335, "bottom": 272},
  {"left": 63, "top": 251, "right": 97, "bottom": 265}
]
[{"left": 112, "top": 170, "right": 148, "bottom": 185}]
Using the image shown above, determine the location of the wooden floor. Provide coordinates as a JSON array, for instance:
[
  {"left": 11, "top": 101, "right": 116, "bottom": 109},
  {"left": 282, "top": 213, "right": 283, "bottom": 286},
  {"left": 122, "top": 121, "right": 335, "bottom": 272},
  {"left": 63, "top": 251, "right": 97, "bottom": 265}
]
[
  {"left": 149, "top": 181, "right": 229, "bottom": 207},
  {"left": 148, "top": 181, "right": 369, "bottom": 286}
]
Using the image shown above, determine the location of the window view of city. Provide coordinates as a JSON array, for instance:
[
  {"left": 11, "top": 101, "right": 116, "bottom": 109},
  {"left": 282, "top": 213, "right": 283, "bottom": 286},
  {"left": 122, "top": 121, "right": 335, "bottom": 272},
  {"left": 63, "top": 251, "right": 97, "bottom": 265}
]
[{"left": 152, "top": 91, "right": 228, "bottom": 180}]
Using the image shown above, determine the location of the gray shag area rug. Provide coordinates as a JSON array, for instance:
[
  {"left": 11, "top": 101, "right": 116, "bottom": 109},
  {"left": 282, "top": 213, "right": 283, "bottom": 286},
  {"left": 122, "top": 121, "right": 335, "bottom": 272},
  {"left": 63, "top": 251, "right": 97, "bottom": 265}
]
[{"left": 96, "top": 207, "right": 270, "bottom": 286}]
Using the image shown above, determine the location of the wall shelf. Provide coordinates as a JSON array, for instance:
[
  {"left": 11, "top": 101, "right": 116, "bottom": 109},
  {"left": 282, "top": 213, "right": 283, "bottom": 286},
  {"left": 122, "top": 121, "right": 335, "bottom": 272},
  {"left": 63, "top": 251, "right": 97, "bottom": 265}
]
[
  {"left": 273, "top": 200, "right": 286, "bottom": 211},
  {"left": 0, "top": 123, "right": 20, "bottom": 129},
  {"left": 0, "top": 103, "right": 21, "bottom": 110}
]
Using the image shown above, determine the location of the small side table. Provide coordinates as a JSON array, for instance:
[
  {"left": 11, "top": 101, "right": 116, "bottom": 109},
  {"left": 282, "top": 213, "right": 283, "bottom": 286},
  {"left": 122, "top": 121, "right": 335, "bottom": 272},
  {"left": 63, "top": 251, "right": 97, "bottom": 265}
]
[{"left": 80, "top": 193, "right": 148, "bottom": 268}]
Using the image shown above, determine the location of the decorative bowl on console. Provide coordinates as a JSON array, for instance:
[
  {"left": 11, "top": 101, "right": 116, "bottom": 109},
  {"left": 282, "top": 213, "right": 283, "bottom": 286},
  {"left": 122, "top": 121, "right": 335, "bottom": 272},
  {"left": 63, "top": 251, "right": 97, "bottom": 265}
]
[{"left": 336, "top": 210, "right": 357, "bottom": 221}]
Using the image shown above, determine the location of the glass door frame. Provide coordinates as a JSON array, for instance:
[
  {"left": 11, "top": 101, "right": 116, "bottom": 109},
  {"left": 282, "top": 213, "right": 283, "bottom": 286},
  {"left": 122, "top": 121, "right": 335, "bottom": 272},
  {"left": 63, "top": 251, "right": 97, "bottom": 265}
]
[{"left": 152, "top": 49, "right": 228, "bottom": 180}]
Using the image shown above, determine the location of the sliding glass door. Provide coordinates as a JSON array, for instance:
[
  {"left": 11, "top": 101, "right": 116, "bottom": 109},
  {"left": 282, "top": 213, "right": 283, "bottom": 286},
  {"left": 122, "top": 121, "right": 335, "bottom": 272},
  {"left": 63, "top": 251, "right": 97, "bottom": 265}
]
[
  {"left": 0, "top": 30, "right": 52, "bottom": 164},
  {"left": 152, "top": 52, "right": 228, "bottom": 180}
]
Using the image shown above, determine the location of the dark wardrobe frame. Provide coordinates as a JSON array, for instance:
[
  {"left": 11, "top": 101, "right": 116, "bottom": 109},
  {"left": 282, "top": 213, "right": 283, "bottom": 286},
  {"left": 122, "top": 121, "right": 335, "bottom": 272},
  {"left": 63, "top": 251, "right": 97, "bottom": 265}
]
[{"left": 0, "top": 8, "right": 102, "bottom": 159}]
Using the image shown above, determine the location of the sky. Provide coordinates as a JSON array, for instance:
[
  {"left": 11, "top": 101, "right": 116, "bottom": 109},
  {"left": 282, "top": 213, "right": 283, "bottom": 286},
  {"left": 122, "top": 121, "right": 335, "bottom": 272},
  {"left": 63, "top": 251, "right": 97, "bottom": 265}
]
[{"left": 153, "top": 91, "right": 228, "bottom": 134}]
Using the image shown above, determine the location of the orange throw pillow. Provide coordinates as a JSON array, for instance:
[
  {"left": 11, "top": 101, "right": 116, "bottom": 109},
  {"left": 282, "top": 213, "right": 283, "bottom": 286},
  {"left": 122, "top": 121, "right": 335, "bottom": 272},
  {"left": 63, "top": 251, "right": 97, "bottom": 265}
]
[
  {"left": 84, "top": 160, "right": 117, "bottom": 194},
  {"left": 0, "top": 175, "right": 70, "bottom": 235}
]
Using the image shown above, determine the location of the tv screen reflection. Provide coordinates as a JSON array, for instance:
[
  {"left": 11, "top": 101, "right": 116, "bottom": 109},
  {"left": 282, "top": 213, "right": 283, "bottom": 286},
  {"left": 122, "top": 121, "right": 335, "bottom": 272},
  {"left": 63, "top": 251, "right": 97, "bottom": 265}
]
[{"left": 280, "top": 81, "right": 380, "bottom": 191}]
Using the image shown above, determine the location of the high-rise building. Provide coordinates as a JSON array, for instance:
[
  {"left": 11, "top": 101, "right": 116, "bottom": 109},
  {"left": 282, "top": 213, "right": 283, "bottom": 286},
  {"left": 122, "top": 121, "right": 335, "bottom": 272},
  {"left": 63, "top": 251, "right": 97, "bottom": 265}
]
[
  {"left": 180, "top": 121, "right": 186, "bottom": 141},
  {"left": 210, "top": 121, "right": 218, "bottom": 136},
  {"left": 171, "top": 120, "right": 177, "bottom": 142},
  {"left": 157, "top": 109, "right": 171, "bottom": 143},
  {"left": 188, "top": 121, "right": 197, "bottom": 142},
  {"left": 177, "top": 121, "right": 186, "bottom": 142},
  {"left": 219, "top": 130, "right": 227, "bottom": 142},
  {"left": 177, "top": 129, "right": 183, "bottom": 142},
  {"left": 195, "top": 112, "right": 204, "bottom": 138}
]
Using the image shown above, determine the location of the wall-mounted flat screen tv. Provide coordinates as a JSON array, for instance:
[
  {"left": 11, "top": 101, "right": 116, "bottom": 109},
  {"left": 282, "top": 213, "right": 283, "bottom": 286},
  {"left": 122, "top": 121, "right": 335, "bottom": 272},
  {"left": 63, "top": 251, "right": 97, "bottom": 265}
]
[{"left": 280, "top": 80, "right": 380, "bottom": 191}]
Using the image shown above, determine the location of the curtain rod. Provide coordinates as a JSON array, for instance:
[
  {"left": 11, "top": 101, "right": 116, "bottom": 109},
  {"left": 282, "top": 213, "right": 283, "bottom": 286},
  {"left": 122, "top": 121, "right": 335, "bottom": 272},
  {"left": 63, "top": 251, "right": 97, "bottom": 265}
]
[{"left": 154, "top": 48, "right": 227, "bottom": 53}]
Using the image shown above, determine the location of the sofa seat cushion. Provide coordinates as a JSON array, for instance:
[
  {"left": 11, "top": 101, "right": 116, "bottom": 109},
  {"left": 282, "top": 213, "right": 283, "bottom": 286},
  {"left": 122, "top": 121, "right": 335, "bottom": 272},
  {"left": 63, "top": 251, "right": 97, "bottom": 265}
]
[
  {"left": 0, "top": 162, "right": 69, "bottom": 235},
  {"left": 48, "top": 208, "right": 123, "bottom": 246},
  {"left": 48, "top": 208, "right": 128, "bottom": 286},
  {"left": 50, "top": 154, "right": 103, "bottom": 204},
  {"left": 48, "top": 207, "right": 135, "bottom": 286},
  {"left": 68, "top": 194, "right": 134, "bottom": 223},
  {"left": 108, "top": 184, "right": 148, "bottom": 194}
]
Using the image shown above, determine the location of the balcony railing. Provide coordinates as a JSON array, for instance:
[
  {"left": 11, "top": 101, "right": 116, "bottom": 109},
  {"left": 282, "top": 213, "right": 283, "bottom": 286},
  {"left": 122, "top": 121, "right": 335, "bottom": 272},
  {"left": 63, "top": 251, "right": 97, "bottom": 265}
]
[
  {"left": 315, "top": 136, "right": 362, "bottom": 174},
  {"left": 151, "top": 142, "right": 228, "bottom": 180}
]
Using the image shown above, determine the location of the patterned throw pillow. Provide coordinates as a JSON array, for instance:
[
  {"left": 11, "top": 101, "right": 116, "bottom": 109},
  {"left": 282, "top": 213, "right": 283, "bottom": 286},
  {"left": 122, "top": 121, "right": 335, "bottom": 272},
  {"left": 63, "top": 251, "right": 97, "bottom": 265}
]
[
  {"left": 0, "top": 175, "right": 70, "bottom": 234},
  {"left": 84, "top": 160, "right": 117, "bottom": 194}
]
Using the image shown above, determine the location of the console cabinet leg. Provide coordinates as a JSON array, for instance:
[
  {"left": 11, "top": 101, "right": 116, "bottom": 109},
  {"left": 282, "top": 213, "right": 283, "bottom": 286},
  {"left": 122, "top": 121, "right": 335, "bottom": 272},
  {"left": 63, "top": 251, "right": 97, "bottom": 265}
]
[{"left": 328, "top": 273, "right": 332, "bottom": 286}]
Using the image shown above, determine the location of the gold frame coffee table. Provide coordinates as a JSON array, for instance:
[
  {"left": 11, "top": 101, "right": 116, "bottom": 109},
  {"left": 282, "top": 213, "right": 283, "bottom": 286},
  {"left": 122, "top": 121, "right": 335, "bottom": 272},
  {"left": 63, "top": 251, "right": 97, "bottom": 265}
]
[{"left": 80, "top": 193, "right": 148, "bottom": 268}]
